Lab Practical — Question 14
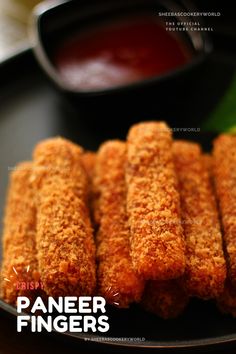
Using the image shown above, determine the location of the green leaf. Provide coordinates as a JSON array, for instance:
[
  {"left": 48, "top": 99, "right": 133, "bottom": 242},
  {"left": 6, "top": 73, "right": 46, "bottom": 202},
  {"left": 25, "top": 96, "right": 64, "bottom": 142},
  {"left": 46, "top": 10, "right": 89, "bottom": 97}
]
[{"left": 202, "top": 74, "right": 236, "bottom": 132}]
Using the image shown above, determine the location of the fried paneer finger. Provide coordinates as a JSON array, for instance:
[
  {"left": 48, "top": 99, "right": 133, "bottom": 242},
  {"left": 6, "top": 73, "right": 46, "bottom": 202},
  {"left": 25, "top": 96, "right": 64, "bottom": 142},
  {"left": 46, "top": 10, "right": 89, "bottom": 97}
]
[
  {"left": 81, "top": 151, "right": 96, "bottom": 181},
  {"left": 32, "top": 138, "right": 96, "bottom": 297},
  {"left": 213, "top": 134, "right": 236, "bottom": 286},
  {"left": 126, "top": 122, "right": 185, "bottom": 280},
  {"left": 203, "top": 154, "right": 213, "bottom": 177},
  {"left": 95, "top": 141, "right": 145, "bottom": 308},
  {"left": 173, "top": 141, "right": 226, "bottom": 299},
  {"left": 141, "top": 279, "right": 189, "bottom": 319},
  {"left": 81, "top": 151, "right": 100, "bottom": 226},
  {"left": 1, "top": 162, "right": 40, "bottom": 305}
]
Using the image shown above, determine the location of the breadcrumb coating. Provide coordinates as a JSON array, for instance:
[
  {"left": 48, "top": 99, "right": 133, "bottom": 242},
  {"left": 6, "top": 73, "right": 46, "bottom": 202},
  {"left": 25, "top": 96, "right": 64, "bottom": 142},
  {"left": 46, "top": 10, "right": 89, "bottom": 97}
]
[
  {"left": 32, "top": 138, "right": 96, "bottom": 297},
  {"left": 81, "top": 152, "right": 99, "bottom": 225},
  {"left": 95, "top": 140, "right": 145, "bottom": 308},
  {"left": 173, "top": 141, "right": 226, "bottom": 299},
  {"left": 141, "top": 279, "right": 189, "bottom": 319},
  {"left": 203, "top": 154, "right": 213, "bottom": 176},
  {"left": 2, "top": 125, "right": 235, "bottom": 320},
  {"left": 1, "top": 162, "right": 41, "bottom": 305},
  {"left": 126, "top": 122, "right": 185, "bottom": 280},
  {"left": 213, "top": 134, "right": 236, "bottom": 286},
  {"left": 81, "top": 151, "right": 96, "bottom": 181}
]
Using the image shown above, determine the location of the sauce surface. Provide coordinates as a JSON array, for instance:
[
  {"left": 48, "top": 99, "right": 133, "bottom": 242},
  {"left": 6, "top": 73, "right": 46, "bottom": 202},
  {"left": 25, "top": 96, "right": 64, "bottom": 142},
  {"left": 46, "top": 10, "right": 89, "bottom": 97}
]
[{"left": 54, "top": 16, "right": 193, "bottom": 91}]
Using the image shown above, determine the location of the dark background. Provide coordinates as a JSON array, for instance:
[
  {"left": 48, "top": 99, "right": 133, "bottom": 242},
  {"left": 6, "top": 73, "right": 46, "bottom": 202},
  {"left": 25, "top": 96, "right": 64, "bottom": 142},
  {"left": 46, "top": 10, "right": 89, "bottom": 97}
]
[{"left": 0, "top": 1, "right": 236, "bottom": 353}]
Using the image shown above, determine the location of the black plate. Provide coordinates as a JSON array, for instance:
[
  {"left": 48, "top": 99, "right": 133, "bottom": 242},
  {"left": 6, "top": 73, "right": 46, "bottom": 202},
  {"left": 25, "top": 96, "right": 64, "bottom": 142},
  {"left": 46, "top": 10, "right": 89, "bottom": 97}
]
[{"left": 0, "top": 49, "right": 236, "bottom": 352}]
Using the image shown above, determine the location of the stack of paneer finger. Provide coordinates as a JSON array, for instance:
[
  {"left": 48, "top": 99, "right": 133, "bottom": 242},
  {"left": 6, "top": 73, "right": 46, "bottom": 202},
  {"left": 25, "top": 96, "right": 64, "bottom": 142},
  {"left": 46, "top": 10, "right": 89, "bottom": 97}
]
[
  {"left": 1, "top": 138, "right": 96, "bottom": 304},
  {"left": 1, "top": 121, "right": 236, "bottom": 319}
]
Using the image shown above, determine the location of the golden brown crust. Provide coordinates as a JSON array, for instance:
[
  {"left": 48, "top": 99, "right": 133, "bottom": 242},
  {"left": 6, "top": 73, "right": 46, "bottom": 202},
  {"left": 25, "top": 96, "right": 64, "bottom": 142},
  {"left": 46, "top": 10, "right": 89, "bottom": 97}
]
[
  {"left": 81, "top": 151, "right": 100, "bottom": 226},
  {"left": 95, "top": 140, "right": 144, "bottom": 308},
  {"left": 173, "top": 141, "right": 226, "bottom": 299},
  {"left": 81, "top": 152, "right": 96, "bottom": 180},
  {"left": 126, "top": 122, "right": 185, "bottom": 280},
  {"left": 32, "top": 137, "right": 96, "bottom": 297},
  {"left": 1, "top": 162, "right": 41, "bottom": 305},
  {"left": 213, "top": 134, "right": 236, "bottom": 286},
  {"left": 203, "top": 154, "right": 213, "bottom": 176},
  {"left": 141, "top": 279, "right": 189, "bottom": 319}
]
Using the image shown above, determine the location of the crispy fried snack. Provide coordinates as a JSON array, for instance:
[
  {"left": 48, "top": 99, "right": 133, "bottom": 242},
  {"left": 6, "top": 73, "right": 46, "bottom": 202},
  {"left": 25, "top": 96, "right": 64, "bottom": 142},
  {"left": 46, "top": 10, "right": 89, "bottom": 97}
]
[
  {"left": 141, "top": 279, "right": 189, "bottom": 319},
  {"left": 1, "top": 162, "right": 40, "bottom": 305},
  {"left": 32, "top": 138, "right": 96, "bottom": 297},
  {"left": 95, "top": 140, "right": 145, "bottom": 308},
  {"left": 173, "top": 141, "right": 226, "bottom": 299},
  {"left": 213, "top": 135, "right": 236, "bottom": 286},
  {"left": 203, "top": 154, "right": 213, "bottom": 176},
  {"left": 81, "top": 151, "right": 100, "bottom": 226},
  {"left": 126, "top": 122, "right": 185, "bottom": 280},
  {"left": 81, "top": 151, "right": 96, "bottom": 181}
]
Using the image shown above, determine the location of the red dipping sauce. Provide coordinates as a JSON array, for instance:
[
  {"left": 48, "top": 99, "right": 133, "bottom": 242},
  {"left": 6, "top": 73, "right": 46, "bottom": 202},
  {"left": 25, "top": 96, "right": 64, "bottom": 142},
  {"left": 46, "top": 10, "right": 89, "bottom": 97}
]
[{"left": 54, "top": 16, "right": 193, "bottom": 91}]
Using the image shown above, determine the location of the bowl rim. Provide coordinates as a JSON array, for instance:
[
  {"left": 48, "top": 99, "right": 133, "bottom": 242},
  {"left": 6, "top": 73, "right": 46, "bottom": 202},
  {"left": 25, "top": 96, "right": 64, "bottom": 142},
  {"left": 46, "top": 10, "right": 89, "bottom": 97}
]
[{"left": 30, "top": 0, "right": 213, "bottom": 97}]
